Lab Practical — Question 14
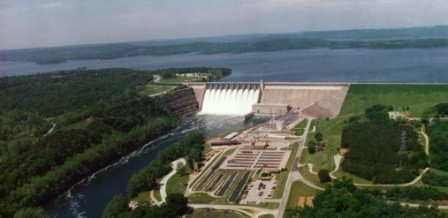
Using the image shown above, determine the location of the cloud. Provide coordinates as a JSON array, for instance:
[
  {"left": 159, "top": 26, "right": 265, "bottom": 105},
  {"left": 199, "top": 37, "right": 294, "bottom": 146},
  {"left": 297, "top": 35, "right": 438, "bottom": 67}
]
[
  {"left": 37, "top": 2, "right": 66, "bottom": 10},
  {"left": 0, "top": 3, "right": 29, "bottom": 14}
]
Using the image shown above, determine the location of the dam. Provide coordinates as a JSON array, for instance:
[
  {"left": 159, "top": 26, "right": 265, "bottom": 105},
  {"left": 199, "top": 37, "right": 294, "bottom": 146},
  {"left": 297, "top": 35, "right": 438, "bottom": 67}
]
[
  {"left": 200, "top": 83, "right": 260, "bottom": 115},
  {"left": 188, "top": 81, "right": 349, "bottom": 119}
]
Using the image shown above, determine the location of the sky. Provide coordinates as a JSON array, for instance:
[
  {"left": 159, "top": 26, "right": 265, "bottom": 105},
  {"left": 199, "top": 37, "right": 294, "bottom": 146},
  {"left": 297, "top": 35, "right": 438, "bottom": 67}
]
[{"left": 1, "top": 0, "right": 448, "bottom": 50}]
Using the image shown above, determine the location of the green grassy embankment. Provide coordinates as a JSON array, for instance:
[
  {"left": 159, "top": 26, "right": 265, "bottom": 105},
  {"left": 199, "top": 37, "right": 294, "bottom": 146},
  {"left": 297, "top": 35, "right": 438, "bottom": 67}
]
[{"left": 301, "top": 84, "right": 448, "bottom": 182}]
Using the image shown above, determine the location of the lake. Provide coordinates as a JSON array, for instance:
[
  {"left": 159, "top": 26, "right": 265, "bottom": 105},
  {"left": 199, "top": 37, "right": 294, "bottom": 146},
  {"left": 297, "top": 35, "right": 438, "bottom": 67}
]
[{"left": 1, "top": 48, "right": 448, "bottom": 83}]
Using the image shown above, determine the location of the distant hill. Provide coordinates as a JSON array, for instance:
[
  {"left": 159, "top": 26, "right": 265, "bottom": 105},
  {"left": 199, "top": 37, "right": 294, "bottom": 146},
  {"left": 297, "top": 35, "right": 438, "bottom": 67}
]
[
  {"left": 293, "top": 25, "right": 448, "bottom": 41},
  {"left": 2, "top": 25, "right": 448, "bottom": 64},
  {"left": 130, "top": 25, "right": 448, "bottom": 45}
]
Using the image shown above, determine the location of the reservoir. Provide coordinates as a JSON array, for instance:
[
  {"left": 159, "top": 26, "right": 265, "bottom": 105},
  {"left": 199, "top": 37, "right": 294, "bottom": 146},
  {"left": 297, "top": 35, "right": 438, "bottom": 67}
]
[{"left": 1, "top": 48, "right": 448, "bottom": 83}]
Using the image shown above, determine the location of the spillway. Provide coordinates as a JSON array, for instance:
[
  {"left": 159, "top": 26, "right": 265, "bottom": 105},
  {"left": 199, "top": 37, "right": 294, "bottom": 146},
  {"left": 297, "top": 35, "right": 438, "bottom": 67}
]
[
  {"left": 200, "top": 84, "right": 260, "bottom": 115},
  {"left": 190, "top": 81, "right": 350, "bottom": 118}
]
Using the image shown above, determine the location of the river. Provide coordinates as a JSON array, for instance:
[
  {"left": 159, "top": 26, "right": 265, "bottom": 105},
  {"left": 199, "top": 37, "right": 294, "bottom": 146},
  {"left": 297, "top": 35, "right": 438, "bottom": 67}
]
[
  {"left": 45, "top": 115, "right": 266, "bottom": 218},
  {"left": 1, "top": 48, "right": 448, "bottom": 83}
]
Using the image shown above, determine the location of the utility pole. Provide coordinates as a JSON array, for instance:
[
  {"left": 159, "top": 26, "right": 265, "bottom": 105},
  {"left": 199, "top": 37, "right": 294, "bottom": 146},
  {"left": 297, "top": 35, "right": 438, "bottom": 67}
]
[{"left": 399, "top": 131, "right": 407, "bottom": 168}]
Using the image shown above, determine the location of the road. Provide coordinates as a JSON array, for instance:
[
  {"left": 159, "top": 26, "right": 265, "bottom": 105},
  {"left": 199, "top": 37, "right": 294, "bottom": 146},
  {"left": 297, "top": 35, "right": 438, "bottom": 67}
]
[
  {"left": 277, "top": 117, "right": 324, "bottom": 218},
  {"left": 399, "top": 202, "right": 448, "bottom": 210},
  {"left": 190, "top": 204, "right": 277, "bottom": 218}
]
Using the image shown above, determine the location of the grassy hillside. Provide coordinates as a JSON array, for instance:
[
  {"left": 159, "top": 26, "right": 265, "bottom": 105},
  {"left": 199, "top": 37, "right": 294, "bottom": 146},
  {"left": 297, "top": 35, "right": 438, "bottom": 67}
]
[
  {"left": 301, "top": 84, "right": 448, "bottom": 173},
  {"left": 340, "top": 84, "right": 448, "bottom": 117}
]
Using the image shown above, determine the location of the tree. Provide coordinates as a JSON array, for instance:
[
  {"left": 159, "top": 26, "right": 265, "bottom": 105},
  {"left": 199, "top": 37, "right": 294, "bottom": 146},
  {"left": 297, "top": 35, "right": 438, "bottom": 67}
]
[
  {"left": 421, "top": 112, "right": 430, "bottom": 125},
  {"left": 308, "top": 141, "right": 316, "bottom": 154},
  {"left": 166, "top": 193, "right": 189, "bottom": 216},
  {"left": 318, "top": 169, "right": 332, "bottom": 183},
  {"left": 102, "top": 194, "right": 129, "bottom": 218},
  {"left": 14, "top": 207, "right": 46, "bottom": 218},
  {"left": 314, "top": 133, "right": 323, "bottom": 142},
  {"left": 365, "top": 104, "right": 389, "bottom": 121},
  {"left": 177, "top": 162, "right": 186, "bottom": 176}
]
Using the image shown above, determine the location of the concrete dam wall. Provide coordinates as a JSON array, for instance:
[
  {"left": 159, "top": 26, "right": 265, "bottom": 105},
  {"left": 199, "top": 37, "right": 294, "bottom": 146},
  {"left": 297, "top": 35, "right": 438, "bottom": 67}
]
[
  {"left": 189, "top": 81, "right": 349, "bottom": 118},
  {"left": 156, "top": 87, "right": 200, "bottom": 117}
]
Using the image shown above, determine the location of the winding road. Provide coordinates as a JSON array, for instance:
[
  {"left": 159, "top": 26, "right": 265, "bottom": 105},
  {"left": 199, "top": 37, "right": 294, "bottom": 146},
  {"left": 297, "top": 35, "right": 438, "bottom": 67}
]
[{"left": 152, "top": 158, "right": 186, "bottom": 205}]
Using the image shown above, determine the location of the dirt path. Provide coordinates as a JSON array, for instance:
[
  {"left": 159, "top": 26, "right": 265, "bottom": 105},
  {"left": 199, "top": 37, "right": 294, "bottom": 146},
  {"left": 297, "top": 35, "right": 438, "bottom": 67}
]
[
  {"left": 156, "top": 158, "right": 186, "bottom": 205},
  {"left": 43, "top": 123, "right": 56, "bottom": 137},
  {"left": 329, "top": 154, "right": 342, "bottom": 179},
  {"left": 355, "top": 167, "right": 430, "bottom": 187},
  {"left": 421, "top": 126, "right": 429, "bottom": 156}
]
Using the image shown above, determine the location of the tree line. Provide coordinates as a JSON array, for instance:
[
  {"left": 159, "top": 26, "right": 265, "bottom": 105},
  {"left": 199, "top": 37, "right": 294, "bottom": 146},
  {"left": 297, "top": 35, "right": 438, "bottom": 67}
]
[
  {"left": 4, "top": 37, "right": 448, "bottom": 64},
  {"left": 426, "top": 119, "right": 448, "bottom": 171}
]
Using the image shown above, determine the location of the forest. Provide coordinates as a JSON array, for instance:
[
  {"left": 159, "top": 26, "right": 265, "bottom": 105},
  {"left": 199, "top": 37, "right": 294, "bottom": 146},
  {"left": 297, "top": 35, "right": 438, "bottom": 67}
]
[
  {"left": 286, "top": 178, "right": 446, "bottom": 218},
  {"left": 0, "top": 67, "right": 223, "bottom": 217},
  {"left": 426, "top": 119, "right": 448, "bottom": 171},
  {"left": 340, "top": 105, "right": 428, "bottom": 184}
]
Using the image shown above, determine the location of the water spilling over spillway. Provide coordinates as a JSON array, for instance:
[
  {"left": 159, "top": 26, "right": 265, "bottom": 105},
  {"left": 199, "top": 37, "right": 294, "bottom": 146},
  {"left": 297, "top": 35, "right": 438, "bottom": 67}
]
[{"left": 200, "top": 87, "right": 260, "bottom": 115}]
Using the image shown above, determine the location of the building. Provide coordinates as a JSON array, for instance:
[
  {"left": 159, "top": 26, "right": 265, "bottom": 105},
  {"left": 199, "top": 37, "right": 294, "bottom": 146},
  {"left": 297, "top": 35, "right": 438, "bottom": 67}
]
[{"left": 253, "top": 141, "right": 269, "bottom": 149}]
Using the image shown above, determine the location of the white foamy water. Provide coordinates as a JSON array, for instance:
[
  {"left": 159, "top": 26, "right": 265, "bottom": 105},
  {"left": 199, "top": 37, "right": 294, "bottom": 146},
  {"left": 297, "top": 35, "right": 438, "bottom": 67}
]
[{"left": 200, "top": 88, "right": 260, "bottom": 115}]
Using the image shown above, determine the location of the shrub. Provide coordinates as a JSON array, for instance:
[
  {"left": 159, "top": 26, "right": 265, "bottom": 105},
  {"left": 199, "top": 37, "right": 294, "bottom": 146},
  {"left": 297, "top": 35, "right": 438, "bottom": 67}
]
[{"left": 318, "top": 169, "right": 332, "bottom": 183}]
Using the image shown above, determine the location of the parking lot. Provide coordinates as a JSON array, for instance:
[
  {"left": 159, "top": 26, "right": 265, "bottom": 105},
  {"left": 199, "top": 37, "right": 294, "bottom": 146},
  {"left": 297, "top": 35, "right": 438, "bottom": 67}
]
[{"left": 240, "top": 179, "right": 277, "bottom": 204}]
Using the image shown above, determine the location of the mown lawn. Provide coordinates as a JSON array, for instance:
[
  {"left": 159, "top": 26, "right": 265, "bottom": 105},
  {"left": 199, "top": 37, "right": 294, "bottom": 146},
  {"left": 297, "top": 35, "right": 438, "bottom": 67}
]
[
  {"left": 187, "top": 192, "right": 221, "bottom": 204},
  {"left": 139, "top": 83, "right": 177, "bottom": 96},
  {"left": 298, "top": 167, "right": 324, "bottom": 189},
  {"left": 131, "top": 191, "right": 151, "bottom": 205},
  {"left": 159, "top": 76, "right": 204, "bottom": 83},
  {"left": 153, "top": 190, "right": 162, "bottom": 201},
  {"left": 340, "top": 84, "right": 448, "bottom": 117},
  {"left": 286, "top": 181, "right": 319, "bottom": 208},
  {"left": 332, "top": 169, "right": 373, "bottom": 184},
  {"left": 186, "top": 208, "right": 249, "bottom": 218},
  {"left": 166, "top": 164, "right": 192, "bottom": 195},
  {"left": 293, "top": 119, "right": 308, "bottom": 136},
  {"left": 301, "top": 116, "right": 349, "bottom": 172}
]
